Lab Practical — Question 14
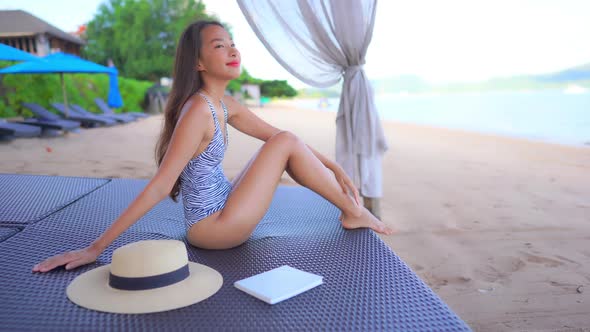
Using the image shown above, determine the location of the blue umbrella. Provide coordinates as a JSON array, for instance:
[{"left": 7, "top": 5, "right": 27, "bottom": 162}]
[
  {"left": 0, "top": 52, "right": 115, "bottom": 74},
  {"left": 107, "top": 66, "right": 124, "bottom": 108},
  {"left": 0, "top": 52, "right": 116, "bottom": 117},
  {"left": 0, "top": 43, "right": 39, "bottom": 62}
]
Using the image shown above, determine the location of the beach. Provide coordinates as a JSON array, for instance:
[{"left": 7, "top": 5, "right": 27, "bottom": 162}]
[{"left": 1, "top": 102, "right": 589, "bottom": 331}]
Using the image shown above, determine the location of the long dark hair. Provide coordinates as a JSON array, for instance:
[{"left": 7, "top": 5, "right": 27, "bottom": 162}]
[{"left": 155, "top": 20, "right": 223, "bottom": 202}]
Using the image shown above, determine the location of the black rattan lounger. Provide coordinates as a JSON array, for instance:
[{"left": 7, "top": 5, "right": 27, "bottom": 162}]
[
  {"left": 95, "top": 97, "right": 147, "bottom": 120},
  {"left": 52, "top": 103, "right": 116, "bottom": 127},
  {"left": 0, "top": 174, "right": 471, "bottom": 331},
  {"left": 19, "top": 103, "right": 80, "bottom": 132},
  {"left": 70, "top": 104, "right": 119, "bottom": 126},
  {"left": 0, "top": 121, "right": 41, "bottom": 140}
]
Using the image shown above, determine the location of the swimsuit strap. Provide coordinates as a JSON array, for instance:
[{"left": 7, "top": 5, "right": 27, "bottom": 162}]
[
  {"left": 197, "top": 92, "right": 228, "bottom": 148},
  {"left": 220, "top": 99, "right": 229, "bottom": 148},
  {"left": 196, "top": 92, "right": 216, "bottom": 117}
]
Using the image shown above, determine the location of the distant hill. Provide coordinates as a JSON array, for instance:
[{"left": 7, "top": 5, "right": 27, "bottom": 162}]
[
  {"left": 298, "top": 62, "right": 590, "bottom": 96},
  {"left": 536, "top": 63, "right": 590, "bottom": 82},
  {"left": 297, "top": 83, "right": 342, "bottom": 98},
  {"left": 373, "top": 62, "right": 590, "bottom": 94},
  {"left": 372, "top": 75, "right": 429, "bottom": 94}
]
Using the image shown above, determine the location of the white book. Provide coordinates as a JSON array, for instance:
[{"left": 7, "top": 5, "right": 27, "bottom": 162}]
[{"left": 234, "top": 265, "right": 323, "bottom": 304}]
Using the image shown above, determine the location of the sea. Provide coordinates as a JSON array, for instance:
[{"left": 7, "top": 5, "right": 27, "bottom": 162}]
[{"left": 295, "top": 90, "right": 590, "bottom": 147}]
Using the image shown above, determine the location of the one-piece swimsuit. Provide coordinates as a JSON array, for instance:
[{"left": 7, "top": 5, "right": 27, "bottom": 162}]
[{"left": 179, "top": 92, "right": 231, "bottom": 229}]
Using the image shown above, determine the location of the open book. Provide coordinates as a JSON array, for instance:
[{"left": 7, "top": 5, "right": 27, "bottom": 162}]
[{"left": 234, "top": 265, "right": 323, "bottom": 304}]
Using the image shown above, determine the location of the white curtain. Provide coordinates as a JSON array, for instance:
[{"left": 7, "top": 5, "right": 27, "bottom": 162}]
[{"left": 237, "top": 0, "right": 388, "bottom": 197}]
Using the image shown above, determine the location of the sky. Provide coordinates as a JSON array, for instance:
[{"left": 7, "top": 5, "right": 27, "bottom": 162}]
[{"left": 2, "top": 0, "right": 589, "bottom": 88}]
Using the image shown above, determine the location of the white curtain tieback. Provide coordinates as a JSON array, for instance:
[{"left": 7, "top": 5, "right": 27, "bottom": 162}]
[{"left": 343, "top": 64, "right": 364, "bottom": 76}]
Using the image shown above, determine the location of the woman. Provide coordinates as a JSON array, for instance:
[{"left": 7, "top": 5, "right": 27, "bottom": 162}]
[{"left": 33, "top": 21, "right": 393, "bottom": 273}]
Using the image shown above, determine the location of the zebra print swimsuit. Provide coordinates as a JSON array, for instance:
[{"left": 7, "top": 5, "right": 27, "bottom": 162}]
[{"left": 179, "top": 92, "right": 232, "bottom": 229}]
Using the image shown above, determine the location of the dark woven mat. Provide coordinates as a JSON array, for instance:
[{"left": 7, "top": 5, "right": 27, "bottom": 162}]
[
  {"left": 0, "top": 226, "right": 21, "bottom": 243},
  {"left": 0, "top": 176, "right": 471, "bottom": 331},
  {"left": 0, "top": 174, "right": 109, "bottom": 225}
]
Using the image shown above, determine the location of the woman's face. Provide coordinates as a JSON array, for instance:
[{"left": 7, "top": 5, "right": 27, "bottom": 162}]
[{"left": 197, "top": 25, "right": 241, "bottom": 81}]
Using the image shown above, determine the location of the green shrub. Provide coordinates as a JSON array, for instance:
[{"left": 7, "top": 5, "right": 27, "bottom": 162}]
[{"left": 0, "top": 61, "right": 152, "bottom": 118}]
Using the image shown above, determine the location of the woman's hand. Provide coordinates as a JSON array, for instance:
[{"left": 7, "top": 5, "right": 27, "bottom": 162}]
[
  {"left": 32, "top": 246, "right": 101, "bottom": 273},
  {"left": 329, "top": 163, "right": 361, "bottom": 207}
]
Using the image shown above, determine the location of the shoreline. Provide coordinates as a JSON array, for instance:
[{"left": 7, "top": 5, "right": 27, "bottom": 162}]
[{"left": 271, "top": 97, "right": 590, "bottom": 149}]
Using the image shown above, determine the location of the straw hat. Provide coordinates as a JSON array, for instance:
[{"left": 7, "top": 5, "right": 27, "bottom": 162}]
[{"left": 66, "top": 239, "right": 223, "bottom": 314}]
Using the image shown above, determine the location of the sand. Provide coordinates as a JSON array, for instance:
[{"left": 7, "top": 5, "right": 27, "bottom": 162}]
[{"left": 1, "top": 102, "right": 589, "bottom": 331}]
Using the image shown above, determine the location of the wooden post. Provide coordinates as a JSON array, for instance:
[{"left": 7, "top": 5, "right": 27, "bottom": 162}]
[
  {"left": 60, "top": 73, "right": 69, "bottom": 118},
  {"left": 363, "top": 197, "right": 382, "bottom": 220}
]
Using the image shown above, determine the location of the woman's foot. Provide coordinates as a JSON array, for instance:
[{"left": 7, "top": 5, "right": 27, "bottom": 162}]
[{"left": 340, "top": 207, "right": 395, "bottom": 235}]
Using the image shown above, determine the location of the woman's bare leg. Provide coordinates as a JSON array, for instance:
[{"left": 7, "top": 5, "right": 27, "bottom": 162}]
[
  {"left": 283, "top": 166, "right": 391, "bottom": 232},
  {"left": 189, "top": 131, "right": 393, "bottom": 249},
  {"left": 229, "top": 149, "right": 259, "bottom": 188}
]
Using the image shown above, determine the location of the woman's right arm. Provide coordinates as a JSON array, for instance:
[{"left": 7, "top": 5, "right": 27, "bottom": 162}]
[{"left": 32, "top": 100, "right": 210, "bottom": 273}]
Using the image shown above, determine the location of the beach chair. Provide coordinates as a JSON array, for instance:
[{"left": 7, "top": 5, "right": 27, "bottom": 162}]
[
  {"left": 0, "top": 126, "right": 11, "bottom": 137},
  {"left": 94, "top": 97, "right": 148, "bottom": 120},
  {"left": 0, "top": 174, "right": 472, "bottom": 331},
  {"left": 0, "top": 121, "right": 42, "bottom": 139},
  {"left": 92, "top": 98, "right": 137, "bottom": 123},
  {"left": 70, "top": 104, "right": 128, "bottom": 125},
  {"left": 0, "top": 125, "right": 15, "bottom": 141},
  {"left": 51, "top": 103, "right": 117, "bottom": 128},
  {"left": 18, "top": 103, "right": 80, "bottom": 132}
]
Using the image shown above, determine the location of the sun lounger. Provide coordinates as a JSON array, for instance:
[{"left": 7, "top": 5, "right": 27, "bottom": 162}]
[
  {"left": 22, "top": 102, "right": 69, "bottom": 122},
  {"left": 70, "top": 104, "right": 125, "bottom": 125},
  {"left": 129, "top": 112, "right": 149, "bottom": 119},
  {"left": 0, "top": 126, "right": 11, "bottom": 136},
  {"left": 16, "top": 118, "right": 80, "bottom": 132},
  {"left": 90, "top": 98, "right": 136, "bottom": 123},
  {"left": 0, "top": 227, "right": 20, "bottom": 243},
  {"left": 0, "top": 174, "right": 471, "bottom": 331},
  {"left": 0, "top": 128, "right": 14, "bottom": 141},
  {"left": 0, "top": 174, "right": 109, "bottom": 225},
  {"left": 20, "top": 103, "right": 81, "bottom": 132},
  {"left": 94, "top": 97, "right": 147, "bottom": 121},
  {"left": 0, "top": 121, "right": 42, "bottom": 139},
  {"left": 51, "top": 103, "right": 116, "bottom": 127}
]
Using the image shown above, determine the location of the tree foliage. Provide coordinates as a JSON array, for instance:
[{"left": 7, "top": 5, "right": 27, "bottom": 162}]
[
  {"left": 227, "top": 68, "right": 262, "bottom": 92},
  {"left": 83, "top": 0, "right": 214, "bottom": 81},
  {"left": 81, "top": 0, "right": 296, "bottom": 98},
  {"left": 261, "top": 80, "right": 297, "bottom": 97},
  {"left": 236, "top": 68, "right": 264, "bottom": 85},
  {"left": 228, "top": 68, "right": 297, "bottom": 98},
  {"left": 0, "top": 60, "right": 152, "bottom": 118}
]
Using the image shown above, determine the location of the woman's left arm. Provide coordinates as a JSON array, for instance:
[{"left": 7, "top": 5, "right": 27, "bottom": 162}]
[
  {"left": 304, "top": 144, "right": 361, "bottom": 206},
  {"left": 223, "top": 96, "right": 281, "bottom": 141}
]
